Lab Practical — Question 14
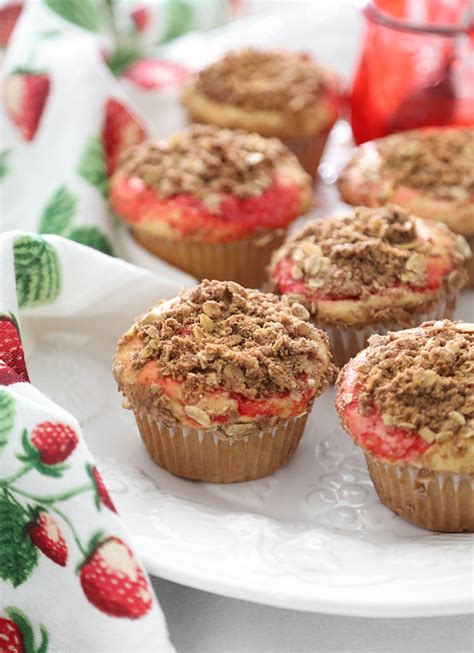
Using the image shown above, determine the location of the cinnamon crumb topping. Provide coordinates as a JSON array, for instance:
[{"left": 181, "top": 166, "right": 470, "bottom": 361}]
[
  {"left": 130, "top": 280, "right": 336, "bottom": 401},
  {"left": 355, "top": 320, "right": 474, "bottom": 442},
  {"left": 379, "top": 128, "right": 474, "bottom": 201},
  {"left": 271, "top": 206, "right": 467, "bottom": 299},
  {"left": 193, "top": 48, "right": 332, "bottom": 112},
  {"left": 115, "top": 124, "right": 298, "bottom": 212}
]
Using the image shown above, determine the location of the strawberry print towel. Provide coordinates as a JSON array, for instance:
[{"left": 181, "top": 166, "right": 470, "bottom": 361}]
[
  {"left": 0, "top": 0, "right": 238, "bottom": 259},
  {"left": 0, "top": 230, "right": 175, "bottom": 651}
]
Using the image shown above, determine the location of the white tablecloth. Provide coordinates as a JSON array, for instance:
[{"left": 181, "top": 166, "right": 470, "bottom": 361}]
[{"left": 153, "top": 578, "right": 473, "bottom": 652}]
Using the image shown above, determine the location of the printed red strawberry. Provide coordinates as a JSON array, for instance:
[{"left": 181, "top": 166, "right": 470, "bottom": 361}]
[
  {"left": 30, "top": 421, "right": 78, "bottom": 465},
  {"left": 79, "top": 536, "right": 152, "bottom": 618},
  {"left": 0, "top": 617, "right": 23, "bottom": 653},
  {"left": 0, "top": 313, "right": 29, "bottom": 382},
  {"left": 102, "top": 99, "right": 146, "bottom": 176},
  {"left": 0, "top": 2, "right": 23, "bottom": 49},
  {"left": 0, "top": 360, "right": 23, "bottom": 386},
  {"left": 27, "top": 511, "right": 68, "bottom": 566},
  {"left": 87, "top": 464, "right": 117, "bottom": 512},
  {"left": 2, "top": 609, "right": 48, "bottom": 653},
  {"left": 123, "top": 59, "right": 189, "bottom": 90},
  {"left": 4, "top": 70, "right": 50, "bottom": 141},
  {"left": 130, "top": 5, "right": 150, "bottom": 33}
]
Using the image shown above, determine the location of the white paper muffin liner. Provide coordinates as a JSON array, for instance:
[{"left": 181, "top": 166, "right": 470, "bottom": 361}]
[
  {"left": 365, "top": 453, "right": 474, "bottom": 532},
  {"left": 134, "top": 411, "right": 309, "bottom": 483},
  {"left": 130, "top": 227, "right": 286, "bottom": 288}
]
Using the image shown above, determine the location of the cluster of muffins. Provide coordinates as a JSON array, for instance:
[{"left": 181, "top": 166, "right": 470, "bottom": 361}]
[
  {"left": 113, "top": 279, "right": 473, "bottom": 531},
  {"left": 110, "top": 48, "right": 473, "bottom": 533}
]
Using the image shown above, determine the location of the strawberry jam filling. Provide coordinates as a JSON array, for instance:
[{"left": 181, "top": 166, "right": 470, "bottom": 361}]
[
  {"left": 272, "top": 253, "right": 450, "bottom": 302},
  {"left": 110, "top": 174, "right": 303, "bottom": 242},
  {"left": 337, "top": 364, "right": 431, "bottom": 463},
  {"left": 136, "top": 367, "right": 313, "bottom": 428}
]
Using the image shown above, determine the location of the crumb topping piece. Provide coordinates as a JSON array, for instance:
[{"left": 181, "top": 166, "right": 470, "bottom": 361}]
[
  {"left": 132, "top": 280, "right": 336, "bottom": 401},
  {"left": 272, "top": 206, "right": 464, "bottom": 298},
  {"left": 115, "top": 124, "right": 297, "bottom": 212},
  {"left": 355, "top": 320, "right": 474, "bottom": 443},
  {"left": 379, "top": 128, "right": 474, "bottom": 201},
  {"left": 194, "top": 48, "right": 331, "bottom": 112}
]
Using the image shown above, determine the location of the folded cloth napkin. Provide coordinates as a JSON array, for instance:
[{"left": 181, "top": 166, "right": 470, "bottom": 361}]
[
  {"left": 0, "top": 0, "right": 238, "bottom": 259},
  {"left": 0, "top": 231, "right": 176, "bottom": 652}
]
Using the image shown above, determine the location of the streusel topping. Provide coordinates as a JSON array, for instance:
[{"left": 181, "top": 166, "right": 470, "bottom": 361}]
[
  {"left": 194, "top": 49, "right": 331, "bottom": 112},
  {"left": 126, "top": 280, "right": 336, "bottom": 401},
  {"left": 354, "top": 320, "right": 474, "bottom": 443},
  {"left": 271, "top": 206, "right": 465, "bottom": 298},
  {"left": 115, "top": 124, "right": 296, "bottom": 212},
  {"left": 379, "top": 128, "right": 474, "bottom": 201}
]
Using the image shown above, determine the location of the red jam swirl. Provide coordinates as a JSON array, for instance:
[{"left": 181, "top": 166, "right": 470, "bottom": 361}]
[
  {"left": 272, "top": 253, "right": 449, "bottom": 302},
  {"left": 110, "top": 175, "right": 303, "bottom": 242},
  {"left": 337, "top": 365, "right": 431, "bottom": 462}
]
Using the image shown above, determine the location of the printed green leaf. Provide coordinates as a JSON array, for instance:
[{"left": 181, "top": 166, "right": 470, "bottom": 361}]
[
  {"left": 14, "top": 235, "right": 61, "bottom": 308},
  {"left": 0, "top": 491, "right": 38, "bottom": 587},
  {"left": 0, "top": 390, "right": 15, "bottom": 450},
  {"left": 0, "top": 149, "right": 11, "bottom": 180},
  {"left": 163, "top": 0, "right": 193, "bottom": 43},
  {"left": 39, "top": 185, "right": 77, "bottom": 236},
  {"left": 44, "top": 0, "right": 100, "bottom": 32},
  {"left": 77, "top": 136, "right": 108, "bottom": 199},
  {"left": 69, "top": 225, "right": 114, "bottom": 256},
  {"left": 106, "top": 44, "right": 143, "bottom": 77},
  {"left": 37, "top": 625, "right": 49, "bottom": 653},
  {"left": 6, "top": 607, "right": 37, "bottom": 653}
]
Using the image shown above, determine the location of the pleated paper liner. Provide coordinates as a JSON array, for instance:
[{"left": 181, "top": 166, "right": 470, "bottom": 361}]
[
  {"left": 282, "top": 127, "right": 332, "bottom": 181},
  {"left": 464, "top": 235, "right": 474, "bottom": 288},
  {"left": 134, "top": 412, "right": 309, "bottom": 483},
  {"left": 316, "top": 289, "right": 457, "bottom": 369},
  {"left": 365, "top": 453, "right": 474, "bottom": 532},
  {"left": 130, "top": 228, "right": 286, "bottom": 288}
]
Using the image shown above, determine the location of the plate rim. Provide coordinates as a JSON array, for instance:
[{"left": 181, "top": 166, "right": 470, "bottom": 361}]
[{"left": 135, "top": 537, "right": 474, "bottom": 618}]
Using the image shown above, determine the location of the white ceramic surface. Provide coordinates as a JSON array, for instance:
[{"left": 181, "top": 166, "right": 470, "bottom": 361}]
[{"left": 26, "top": 288, "right": 474, "bottom": 618}]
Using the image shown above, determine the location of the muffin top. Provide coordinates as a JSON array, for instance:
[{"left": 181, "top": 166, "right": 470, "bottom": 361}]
[
  {"left": 378, "top": 128, "right": 474, "bottom": 202},
  {"left": 113, "top": 280, "right": 336, "bottom": 433},
  {"left": 110, "top": 125, "right": 311, "bottom": 242},
  {"left": 337, "top": 320, "right": 474, "bottom": 473},
  {"left": 269, "top": 206, "right": 469, "bottom": 327},
  {"left": 182, "top": 49, "right": 339, "bottom": 138},
  {"left": 338, "top": 128, "right": 474, "bottom": 235},
  {"left": 114, "top": 124, "right": 304, "bottom": 210},
  {"left": 192, "top": 48, "right": 332, "bottom": 113}
]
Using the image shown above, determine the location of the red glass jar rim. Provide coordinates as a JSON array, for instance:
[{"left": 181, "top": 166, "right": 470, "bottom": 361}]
[{"left": 365, "top": 2, "right": 471, "bottom": 36}]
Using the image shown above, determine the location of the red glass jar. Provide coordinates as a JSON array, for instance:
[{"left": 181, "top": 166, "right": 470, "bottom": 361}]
[{"left": 351, "top": 0, "right": 474, "bottom": 144}]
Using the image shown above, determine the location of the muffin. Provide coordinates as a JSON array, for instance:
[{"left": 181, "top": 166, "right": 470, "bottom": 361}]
[
  {"left": 336, "top": 320, "right": 474, "bottom": 532},
  {"left": 181, "top": 48, "right": 340, "bottom": 179},
  {"left": 338, "top": 127, "right": 474, "bottom": 285},
  {"left": 109, "top": 125, "right": 312, "bottom": 287},
  {"left": 268, "top": 206, "right": 469, "bottom": 367},
  {"left": 113, "top": 280, "right": 335, "bottom": 483}
]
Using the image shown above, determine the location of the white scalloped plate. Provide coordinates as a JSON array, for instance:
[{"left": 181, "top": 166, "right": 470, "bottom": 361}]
[{"left": 27, "top": 288, "right": 474, "bottom": 618}]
